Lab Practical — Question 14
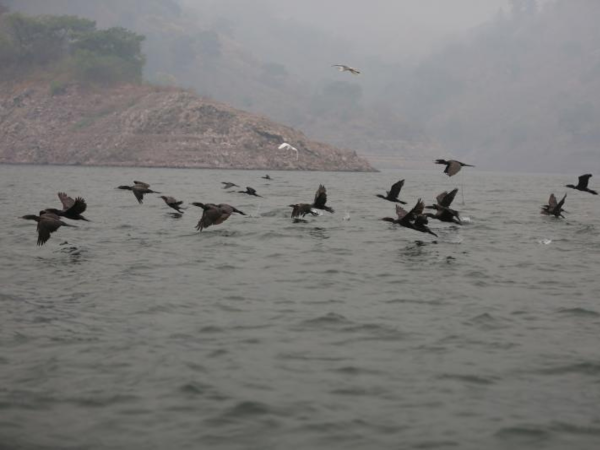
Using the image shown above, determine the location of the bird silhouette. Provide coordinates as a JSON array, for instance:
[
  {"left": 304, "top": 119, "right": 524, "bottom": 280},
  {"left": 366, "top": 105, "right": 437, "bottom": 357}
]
[
  {"left": 425, "top": 188, "right": 462, "bottom": 224},
  {"left": 160, "top": 196, "right": 184, "bottom": 213},
  {"left": 238, "top": 187, "right": 262, "bottom": 197},
  {"left": 435, "top": 159, "right": 475, "bottom": 177},
  {"left": 289, "top": 203, "right": 318, "bottom": 218},
  {"left": 117, "top": 181, "right": 160, "bottom": 204},
  {"left": 541, "top": 193, "right": 567, "bottom": 218},
  {"left": 222, "top": 182, "right": 239, "bottom": 189},
  {"left": 566, "top": 174, "right": 597, "bottom": 195},
  {"left": 21, "top": 211, "right": 76, "bottom": 246},
  {"left": 376, "top": 179, "right": 407, "bottom": 204},
  {"left": 192, "top": 203, "right": 246, "bottom": 231},
  {"left": 262, "top": 174, "right": 272, "bottom": 180},
  {"left": 382, "top": 200, "right": 437, "bottom": 237},
  {"left": 312, "top": 185, "right": 334, "bottom": 213},
  {"left": 44, "top": 192, "right": 89, "bottom": 221}
]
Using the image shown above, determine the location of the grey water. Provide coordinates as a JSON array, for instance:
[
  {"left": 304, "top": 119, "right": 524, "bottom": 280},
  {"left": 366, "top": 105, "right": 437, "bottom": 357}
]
[{"left": 1, "top": 164, "right": 600, "bottom": 450}]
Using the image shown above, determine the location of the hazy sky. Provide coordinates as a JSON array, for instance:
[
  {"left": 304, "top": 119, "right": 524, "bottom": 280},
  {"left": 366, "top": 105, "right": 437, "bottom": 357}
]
[{"left": 268, "top": 0, "right": 511, "bottom": 59}]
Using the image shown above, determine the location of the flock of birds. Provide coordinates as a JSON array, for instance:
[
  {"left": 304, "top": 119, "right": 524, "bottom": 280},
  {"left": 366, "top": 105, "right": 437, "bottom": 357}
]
[{"left": 19, "top": 158, "right": 597, "bottom": 246}]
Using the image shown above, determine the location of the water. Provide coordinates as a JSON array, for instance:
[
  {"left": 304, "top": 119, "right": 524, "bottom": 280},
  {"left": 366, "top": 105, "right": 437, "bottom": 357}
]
[{"left": 1, "top": 165, "right": 600, "bottom": 450}]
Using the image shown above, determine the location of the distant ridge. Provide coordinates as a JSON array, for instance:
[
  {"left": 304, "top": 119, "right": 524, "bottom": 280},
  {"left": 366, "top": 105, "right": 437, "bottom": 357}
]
[{"left": 0, "top": 83, "right": 376, "bottom": 172}]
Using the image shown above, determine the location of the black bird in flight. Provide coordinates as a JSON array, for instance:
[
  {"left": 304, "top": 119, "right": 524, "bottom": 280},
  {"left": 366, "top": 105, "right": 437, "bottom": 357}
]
[
  {"left": 192, "top": 203, "right": 246, "bottom": 231},
  {"left": 44, "top": 192, "right": 89, "bottom": 221},
  {"left": 21, "top": 211, "right": 76, "bottom": 246},
  {"left": 312, "top": 185, "right": 334, "bottom": 213},
  {"left": 435, "top": 159, "right": 475, "bottom": 177},
  {"left": 262, "top": 174, "right": 272, "bottom": 180},
  {"left": 382, "top": 200, "right": 437, "bottom": 237},
  {"left": 541, "top": 193, "right": 567, "bottom": 218},
  {"left": 222, "top": 182, "right": 239, "bottom": 189},
  {"left": 426, "top": 188, "right": 462, "bottom": 224},
  {"left": 117, "top": 181, "right": 160, "bottom": 204},
  {"left": 376, "top": 179, "right": 407, "bottom": 204},
  {"left": 238, "top": 187, "right": 262, "bottom": 197},
  {"left": 566, "top": 174, "right": 597, "bottom": 195},
  {"left": 289, "top": 203, "right": 319, "bottom": 218},
  {"left": 160, "top": 196, "right": 184, "bottom": 213}
]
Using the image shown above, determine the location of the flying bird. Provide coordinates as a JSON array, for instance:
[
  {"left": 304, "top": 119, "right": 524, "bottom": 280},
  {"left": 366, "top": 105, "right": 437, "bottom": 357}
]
[
  {"left": 289, "top": 203, "right": 319, "bottom": 218},
  {"left": 566, "top": 174, "right": 597, "bottom": 195},
  {"left": 332, "top": 64, "right": 361, "bottom": 75},
  {"left": 541, "top": 193, "right": 567, "bottom": 218},
  {"left": 44, "top": 192, "right": 89, "bottom": 221},
  {"left": 312, "top": 185, "right": 334, "bottom": 213},
  {"left": 222, "top": 182, "right": 239, "bottom": 189},
  {"left": 238, "top": 187, "right": 262, "bottom": 197},
  {"left": 160, "top": 196, "right": 184, "bottom": 213},
  {"left": 21, "top": 211, "right": 76, "bottom": 246},
  {"left": 435, "top": 159, "right": 475, "bottom": 177},
  {"left": 262, "top": 174, "right": 272, "bottom": 180},
  {"left": 192, "top": 203, "right": 246, "bottom": 231},
  {"left": 425, "top": 188, "right": 462, "bottom": 224},
  {"left": 382, "top": 200, "right": 437, "bottom": 237},
  {"left": 117, "top": 181, "right": 160, "bottom": 204},
  {"left": 376, "top": 179, "right": 407, "bottom": 204},
  {"left": 278, "top": 143, "right": 299, "bottom": 160}
]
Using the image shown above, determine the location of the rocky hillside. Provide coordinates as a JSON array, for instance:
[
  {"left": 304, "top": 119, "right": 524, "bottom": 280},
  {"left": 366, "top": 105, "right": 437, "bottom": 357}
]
[{"left": 0, "top": 82, "right": 375, "bottom": 171}]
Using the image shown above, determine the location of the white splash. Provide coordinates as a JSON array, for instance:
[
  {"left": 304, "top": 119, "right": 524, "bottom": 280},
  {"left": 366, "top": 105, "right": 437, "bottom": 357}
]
[
  {"left": 461, "top": 217, "right": 472, "bottom": 224},
  {"left": 538, "top": 238, "right": 552, "bottom": 245},
  {"left": 311, "top": 208, "right": 324, "bottom": 216},
  {"left": 343, "top": 211, "right": 351, "bottom": 221}
]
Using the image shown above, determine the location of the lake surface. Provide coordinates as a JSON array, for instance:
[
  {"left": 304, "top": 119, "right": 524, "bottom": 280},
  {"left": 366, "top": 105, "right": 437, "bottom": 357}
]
[{"left": 1, "top": 164, "right": 600, "bottom": 450}]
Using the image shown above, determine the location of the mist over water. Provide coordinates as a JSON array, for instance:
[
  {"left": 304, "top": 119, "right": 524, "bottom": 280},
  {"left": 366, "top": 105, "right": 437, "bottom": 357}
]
[{"left": 1, "top": 165, "right": 600, "bottom": 449}]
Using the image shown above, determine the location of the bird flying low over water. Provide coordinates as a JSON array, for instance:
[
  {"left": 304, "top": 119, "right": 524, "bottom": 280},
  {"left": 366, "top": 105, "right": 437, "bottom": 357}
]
[
  {"left": 382, "top": 200, "right": 438, "bottom": 237},
  {"left": 160, "top": 196, "right": 184, "bottom": 213},
  {"left": 262, "top": 174, "right": 272, "bottom": 180},
  {"left": 541, "top": 193, "right": 567, "bottom": 218},
  {"left": 566, "top": 174, "right": 597, "bottom": 195},
  {"left": 376, "top": 179, "right": 407, "bottom": 204},
  {"left": 192, "top": 203, "right": 246, "bottom": 231},
  {"left": 289, "top": 203, "right": 319, "bottom": 218},
  {"left": 435, "top": 159, "right": 475, "bottom": 177},
  {"left": 117, "top": 181, "right": 160, "bottom": 204},
  {"left": 312, "top": 185, "right": 334, "bottom": 213},
  {"left": 239, "top": 187, "right": 262, "bottom": 197},
  {"left": 332, "top": 64, "right": 361, "bottom": 75},
  {"left": 44, "top": 192, "right": 89, "bottom": 221},
  {"left": 426, "top": 188, "right": 462, "bottom": 224},
  {"left": 222, "top": 182, "right": 239, "bottom": 189},
  {"left": 21, "top": 211, "right": 76, "bottom": 246}
]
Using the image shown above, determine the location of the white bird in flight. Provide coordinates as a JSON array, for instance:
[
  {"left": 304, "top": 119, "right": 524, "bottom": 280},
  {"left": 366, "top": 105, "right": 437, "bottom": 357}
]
[
  {"left": 278, "top": 142, "right": 299, "bottom": 160},
  {"left": 332, "top": 64, "right": 361, "bottom": 75}
]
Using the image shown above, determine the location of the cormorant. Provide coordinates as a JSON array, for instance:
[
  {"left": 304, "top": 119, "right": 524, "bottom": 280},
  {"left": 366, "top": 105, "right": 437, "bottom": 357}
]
[
  {"left": 21, "top": 211, "right": 76, "bottom": 246},
  {"left": 117, "top": 181, "right": 160, "bottom": 204},
  {"left": 239, "top": 187, "right": 262, "bottom": 197},
  {"left": 541, "top": 193, "right": 567, "bottom": 218},
  {"left": 425, "top": 188, "right": 462, "bottom": 224},
  {"left": 312, "top": 185, "right": 334, "bottom": 213},
  {"left": 376, "top": 179, "right": 407, "bottom": 204},
  {"left": 262, "top": 174, "right": 272, "bottom": 180},
  {"left": 222, "top": 182, "right": 239, "bottom": 189},
  {"left": 435, "top": 159, "right": 475, "bottom": 177},
  {"left": 192, "top": 203, "right": 246, "bottom": 231},
  {"left": 382, "top": 200, "right": 437, "bottom": 237},
  {"left": 44, "top": 192, "right": 89, "bottom": 221},
  {"left": 289, "top": 203, "right": 319, "bottom": 218},
  {"left": 566, "top": 174, "right": 597, "bottom": 195},
  {"left": 160, "top": 196, "right": 184, "bottom": 213}
]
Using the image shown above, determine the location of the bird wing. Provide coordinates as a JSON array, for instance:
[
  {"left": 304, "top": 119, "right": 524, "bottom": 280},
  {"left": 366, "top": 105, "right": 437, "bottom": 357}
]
[
  {"left": 313, "top": 185, "right": 328, "bottom": 209},
  {"left": 247, "top": 187, "right": 257, "bottom": 195},
  {"left": 577, "top": 174, "right": 592, "bottom": 189},
  {"left": 197, "top": 207, "right": 221, "bottom": 231},
  {"left": 410, "top": 199, "right": 425, "bottom": 217},
  {"left": 278, "top": 143, "right": 289, "bottom": 150},
  {"left": 440, "top": 188, "right": 458, "bottom": 207},
  {"left": 388, "top": 179, "right": 404, "bottom": 199},
  {"left": 548, "top": 194, "right": 557, "bottom": 209},
  {"left": 37, "top": 216, "right": 62, "bottom": 246},
  {"left": 57, "top": 192, "right": 75, "bottom": 210},
  {"left": 64, "top": 197, "right": 87, "bottom": 216},
  {"left": 445, "top": 161, "right": 462, "bottom": 177},
  {"left": 133, "top": 180, "right": 150, "bottom": 188},
  {"left": 132, "top": 187, "right": 145, "bottom": 204},
  {"left": 395, "top": 204, "right": 408, "bottom": 220},
  {"left": 556, "top": 193, "right": 567, "bottom": 209}
]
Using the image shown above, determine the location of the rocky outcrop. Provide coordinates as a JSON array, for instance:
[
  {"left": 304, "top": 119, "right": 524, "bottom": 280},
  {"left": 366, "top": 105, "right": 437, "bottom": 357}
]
[{"left": 0, "top": 83, "right": 375, "bottom": 171}]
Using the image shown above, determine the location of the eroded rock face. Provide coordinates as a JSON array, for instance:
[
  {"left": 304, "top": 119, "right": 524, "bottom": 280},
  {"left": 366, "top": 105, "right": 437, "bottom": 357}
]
[{"left": 0, "top": 83, "right": 375, "bottom": 172}]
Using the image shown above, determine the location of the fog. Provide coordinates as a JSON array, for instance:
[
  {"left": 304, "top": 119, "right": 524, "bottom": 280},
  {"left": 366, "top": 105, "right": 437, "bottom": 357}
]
[{"left": 4, "top": 0, "right": 599, "bottom": 172}]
